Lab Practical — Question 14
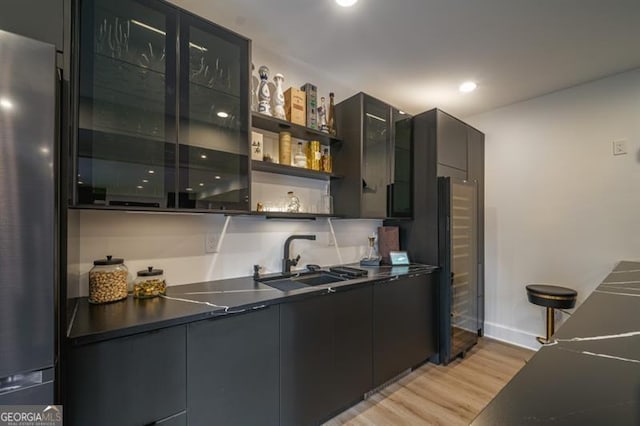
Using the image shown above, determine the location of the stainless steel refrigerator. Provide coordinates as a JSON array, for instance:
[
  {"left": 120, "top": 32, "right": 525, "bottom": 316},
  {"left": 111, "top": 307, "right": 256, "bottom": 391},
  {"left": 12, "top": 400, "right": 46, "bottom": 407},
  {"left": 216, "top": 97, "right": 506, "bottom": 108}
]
[
  {"left": 0, "top": 30, "right": 56, "bottom": 404},
  {"left": 438, "top": 177, "right": 479, "bottom": 364}
]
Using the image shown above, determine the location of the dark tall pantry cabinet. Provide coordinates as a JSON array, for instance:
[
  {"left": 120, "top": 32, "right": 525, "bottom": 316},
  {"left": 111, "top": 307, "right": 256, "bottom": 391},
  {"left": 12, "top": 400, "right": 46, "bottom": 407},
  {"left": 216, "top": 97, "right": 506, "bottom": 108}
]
[{"left": 390, "top": 109, "right": 485, "bottom": 364}]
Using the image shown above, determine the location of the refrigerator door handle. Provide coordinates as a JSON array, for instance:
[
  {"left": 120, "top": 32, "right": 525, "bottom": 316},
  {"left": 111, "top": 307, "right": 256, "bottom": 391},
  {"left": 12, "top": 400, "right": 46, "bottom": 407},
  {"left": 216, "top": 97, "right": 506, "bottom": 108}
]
[{"left": 0, "top": 371, "right": 44, "bottom": 394}]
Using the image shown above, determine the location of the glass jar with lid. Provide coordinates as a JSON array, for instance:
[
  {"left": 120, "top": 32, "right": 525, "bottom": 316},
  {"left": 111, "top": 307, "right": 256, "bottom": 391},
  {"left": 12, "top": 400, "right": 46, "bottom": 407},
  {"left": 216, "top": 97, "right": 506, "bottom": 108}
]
[
  {"left": 88, "top": 255, "right": 129, "bottom": 304},
  {"left": 133, "top": 266, "right": 167, "bottom": 299}
]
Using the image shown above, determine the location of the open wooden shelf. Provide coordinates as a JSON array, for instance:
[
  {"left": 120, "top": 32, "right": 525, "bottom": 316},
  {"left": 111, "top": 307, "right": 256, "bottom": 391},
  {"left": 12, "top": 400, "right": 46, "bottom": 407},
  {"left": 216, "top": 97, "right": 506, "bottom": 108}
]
[
  {"left": 251, "top": 160, "right": 340, "bottom": 181},
  {"left": 251, "top": 112, "right": 342, "bottom": 146}
]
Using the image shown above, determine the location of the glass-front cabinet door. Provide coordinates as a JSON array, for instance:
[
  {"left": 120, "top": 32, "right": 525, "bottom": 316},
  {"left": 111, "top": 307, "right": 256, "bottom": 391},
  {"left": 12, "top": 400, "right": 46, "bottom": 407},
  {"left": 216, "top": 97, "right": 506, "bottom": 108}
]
[
  {"left": 178, "top": 14, "right": 249, "bottom": 211},
  {"left": 76, "top": 0, "right": 250, "bottom": 211},
  {"left": 77, "top": 0, "right": 177, "bottom": 207},
  {"left": 361, "top": 95, "right": 391, "bottom": 218},
  {"left": 390, "top": 109, "right": 412, "bottom": 217}
]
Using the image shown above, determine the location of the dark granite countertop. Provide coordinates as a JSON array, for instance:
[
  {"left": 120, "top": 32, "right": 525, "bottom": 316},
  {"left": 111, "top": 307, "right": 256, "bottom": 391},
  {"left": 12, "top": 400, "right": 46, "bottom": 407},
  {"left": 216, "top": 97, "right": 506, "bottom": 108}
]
[
  {"left": 67, "top": 263, "right": 438, "bottom": 345},
  {"left": 472, "top": 260, "right": 640, "bottom": 426}
]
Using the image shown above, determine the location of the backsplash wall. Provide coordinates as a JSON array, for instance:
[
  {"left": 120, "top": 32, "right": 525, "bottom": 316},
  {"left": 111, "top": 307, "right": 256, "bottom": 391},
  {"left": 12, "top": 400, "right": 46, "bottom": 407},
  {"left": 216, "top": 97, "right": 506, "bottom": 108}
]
[{"left": 67, "top": 210, "right": 381, "bottom": 298}]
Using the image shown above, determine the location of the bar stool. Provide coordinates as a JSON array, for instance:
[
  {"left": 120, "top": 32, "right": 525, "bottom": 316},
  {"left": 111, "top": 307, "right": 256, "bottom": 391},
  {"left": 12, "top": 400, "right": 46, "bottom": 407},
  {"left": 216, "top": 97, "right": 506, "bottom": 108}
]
[{"left": 526, "top": 284, "right": 578, "bottom": 344}]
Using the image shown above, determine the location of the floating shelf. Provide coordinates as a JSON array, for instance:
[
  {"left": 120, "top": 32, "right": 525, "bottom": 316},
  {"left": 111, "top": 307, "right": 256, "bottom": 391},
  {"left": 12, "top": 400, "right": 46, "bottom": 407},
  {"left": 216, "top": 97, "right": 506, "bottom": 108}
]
[
  {"left": 251, "top": 112, "right": 342, "bottom": 146},
  {"left": 251, "top": 160, "right": 340, "bottom": 181}
]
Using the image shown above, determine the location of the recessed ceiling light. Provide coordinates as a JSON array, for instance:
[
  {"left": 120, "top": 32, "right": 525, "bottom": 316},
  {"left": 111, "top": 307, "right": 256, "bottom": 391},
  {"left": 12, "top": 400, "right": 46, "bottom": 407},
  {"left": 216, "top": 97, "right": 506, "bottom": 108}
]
[
  {"left": 137, "top": 185, "right": 144, "bottom": 189},
  {"left": 399, "top": 111, "right": 406, "bottom": 115},
  {"left": 78, "top": 181, "right": 84, "bottom": 185},
  {"left": 214, "top": 175, "right": 221, "bottom": 180},
  {"left": 201, "top": 154, "right": 207, "bottom": 159},
  {"left": 199, "top": 182, "right": 204, "bottom": 186},
  {"left": 336, "top": 0, "right": 358, "bottom": 7},
  {"left": 142, "top": 179, "right": 149, "bottom": 183},
  {"left": 459, "top": 81, "right": 477, "bottom": 93},
  {"left": 0, "top": 97, "right": 13, "bottom": 110},
  {"left": 217, "top": 111, "right": 229, "bottom": 118},
  {"left": 185, "top": 187, "right": 193, "bottom": 192},
  {"left": 148, "top": 170, "right": 155, "bottom": 174},
  {"left": 40, "top": 147, "right": 50, "bottom": 154}
]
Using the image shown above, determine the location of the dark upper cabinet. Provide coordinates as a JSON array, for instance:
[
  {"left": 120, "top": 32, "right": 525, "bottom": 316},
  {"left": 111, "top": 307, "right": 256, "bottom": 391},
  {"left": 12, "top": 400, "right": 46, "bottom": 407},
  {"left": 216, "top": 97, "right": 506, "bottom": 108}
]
[
  {"left": 280, "top": 285, "right": 373, "bottom": 426},
  {"left": 177, "top": 13, "right": 249, "bottom": 210},
  {"left": 188, "top": 307, "right": 279, "bottom": 426},
  {"left": 437, "top": 111, "right": 468, "bottom": 172},
  {"left": 74, "top": 0, "right": 249, "bottom": 211},
  {"left": 373, "top": 274, "right": 437, "bottom": 387},
  {"left": 333, "top": 93, "right": 412, "bottom": 219},
  {"left": 66, "top": 325, "right": 186, "bottom": 426},
  {"left": 0, "top": 0, "right": 64, "bottom": 51}
]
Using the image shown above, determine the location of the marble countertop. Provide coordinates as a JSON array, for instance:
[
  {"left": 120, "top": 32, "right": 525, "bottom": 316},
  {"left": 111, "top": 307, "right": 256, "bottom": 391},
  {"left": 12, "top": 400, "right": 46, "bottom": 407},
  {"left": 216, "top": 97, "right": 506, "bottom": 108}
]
[
  {"left": 67, "top": 263, "right": 438, "bottom": 345},
  {"left": 472, "top": 260, "right": 640, "bottom": 425}
]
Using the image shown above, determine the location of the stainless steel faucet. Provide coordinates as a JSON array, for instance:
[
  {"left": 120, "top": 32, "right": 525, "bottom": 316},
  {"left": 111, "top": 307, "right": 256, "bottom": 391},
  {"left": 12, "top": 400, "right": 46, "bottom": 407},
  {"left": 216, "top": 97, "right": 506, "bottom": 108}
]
[{"left": 282, "top": 235, "right": 316, "bottom": 273}]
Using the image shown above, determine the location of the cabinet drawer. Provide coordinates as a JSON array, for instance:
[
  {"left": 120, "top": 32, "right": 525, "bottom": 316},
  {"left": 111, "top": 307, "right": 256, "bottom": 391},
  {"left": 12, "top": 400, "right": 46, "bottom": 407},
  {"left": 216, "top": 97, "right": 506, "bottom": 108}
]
[{"left": 67, "top": 326, "right": 186, "bottom": 426}]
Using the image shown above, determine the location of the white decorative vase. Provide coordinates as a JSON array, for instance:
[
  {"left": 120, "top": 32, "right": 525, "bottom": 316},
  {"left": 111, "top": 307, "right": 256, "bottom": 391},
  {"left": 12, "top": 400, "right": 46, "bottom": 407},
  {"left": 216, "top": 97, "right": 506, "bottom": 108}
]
[
  {"left": 258, "top": 65, "right": 271, "bottom": 116},
  {"left": 273, "top": 73, "right": 286, "bottom": 120}
]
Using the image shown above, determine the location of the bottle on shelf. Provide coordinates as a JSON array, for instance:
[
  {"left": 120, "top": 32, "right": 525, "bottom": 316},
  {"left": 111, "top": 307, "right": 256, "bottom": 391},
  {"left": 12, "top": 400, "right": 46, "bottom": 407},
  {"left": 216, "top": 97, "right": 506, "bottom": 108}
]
[
  {"left": 293, "top": 142, "right": 307, "bottom": 168},
  {"left": 307, "top": 140, "right": 321, "bottom": 171},
  {"left": 279, "top": 131, "right": 292, "bottom": 165},
  {"left": 320, "top": 185, "right": 333, "bottom": 214},
  {"left": 328, "top": 92, "right": 336, "bottom": 136},
  {"left": 321, "top": 148, "right": 332, "bottom": 173},
  {"left": 286, "top": 191, "right": 300, "bottom": 213},
  {"left": 318, "top": 96, "right": 329, "bottom": 133}
]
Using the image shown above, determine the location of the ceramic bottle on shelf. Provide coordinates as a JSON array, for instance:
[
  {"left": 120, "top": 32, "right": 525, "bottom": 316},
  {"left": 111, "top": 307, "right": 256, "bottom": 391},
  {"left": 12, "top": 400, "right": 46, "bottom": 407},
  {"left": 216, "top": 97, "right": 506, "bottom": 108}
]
[
  {"left": 258, "top": 65, "right": 271, "bottom": 116},
  {"left": 273, "top": 73, "right": 286, "bottom": 119},
  {"left": 250, "top": 63, "right": 259, "bottom": 112}
]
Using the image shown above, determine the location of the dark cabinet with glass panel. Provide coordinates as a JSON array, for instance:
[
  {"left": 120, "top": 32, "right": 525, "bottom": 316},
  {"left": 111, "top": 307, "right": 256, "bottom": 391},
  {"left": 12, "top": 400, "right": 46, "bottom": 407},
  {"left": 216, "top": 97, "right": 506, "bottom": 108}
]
[
  {"left": 333, "top": 93, "right": 412, "bottom": 219},
  {"left": 75, "top": 0, "right": 249, "bottom": 211}
]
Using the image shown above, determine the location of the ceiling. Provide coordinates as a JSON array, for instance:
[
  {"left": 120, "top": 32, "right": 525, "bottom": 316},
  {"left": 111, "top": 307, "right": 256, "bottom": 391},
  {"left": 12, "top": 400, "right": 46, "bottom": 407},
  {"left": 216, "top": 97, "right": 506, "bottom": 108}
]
[{"left": 170, "top": 0, "right": 640, "bottom": 117}]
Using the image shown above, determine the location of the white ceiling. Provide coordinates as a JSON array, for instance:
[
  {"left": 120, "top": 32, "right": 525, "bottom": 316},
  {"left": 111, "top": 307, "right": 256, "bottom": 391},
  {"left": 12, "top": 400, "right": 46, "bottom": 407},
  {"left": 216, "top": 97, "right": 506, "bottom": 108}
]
[{"left": 170, "top": 0, "right": 640, "bottom": 117}]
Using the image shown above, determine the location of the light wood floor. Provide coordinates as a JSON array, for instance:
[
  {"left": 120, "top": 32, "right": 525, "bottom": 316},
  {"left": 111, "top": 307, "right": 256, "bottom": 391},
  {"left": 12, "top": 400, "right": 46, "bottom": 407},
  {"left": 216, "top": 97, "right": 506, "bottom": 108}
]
[{"left": 325, "top": 338, "right": 534, "bottom": 426}]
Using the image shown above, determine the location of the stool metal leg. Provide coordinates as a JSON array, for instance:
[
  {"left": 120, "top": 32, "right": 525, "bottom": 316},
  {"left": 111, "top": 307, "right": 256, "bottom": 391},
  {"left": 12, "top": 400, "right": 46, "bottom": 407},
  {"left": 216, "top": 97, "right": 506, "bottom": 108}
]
[
  {"left": 537, "top": 307, "right": 555, "bottom": 344},
  {"left": 546, "top": 307, "right": 555, "bottom": 341}
]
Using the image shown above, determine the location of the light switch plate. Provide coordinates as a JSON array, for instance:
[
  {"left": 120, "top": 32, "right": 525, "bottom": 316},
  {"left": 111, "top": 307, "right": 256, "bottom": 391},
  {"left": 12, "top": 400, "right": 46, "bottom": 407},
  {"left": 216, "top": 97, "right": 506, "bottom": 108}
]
[{"left": 613, "top": 140, "right": 627, "bottom": 156}]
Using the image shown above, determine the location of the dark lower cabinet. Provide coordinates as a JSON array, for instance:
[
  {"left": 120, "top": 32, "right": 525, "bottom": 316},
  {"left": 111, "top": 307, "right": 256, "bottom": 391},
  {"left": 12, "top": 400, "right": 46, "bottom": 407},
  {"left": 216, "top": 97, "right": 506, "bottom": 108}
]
[
  {"left": 373, "top": 274, "right": 436, "bottom": 387},
  {"left": 66, "top": 326, "right": 186, "bottom": 426},
  {"left": 187, "top": 306, "right": 279, "bottom": 426},
  {"left": 280, "top": 285, "right": 373, "bottom": 426}
]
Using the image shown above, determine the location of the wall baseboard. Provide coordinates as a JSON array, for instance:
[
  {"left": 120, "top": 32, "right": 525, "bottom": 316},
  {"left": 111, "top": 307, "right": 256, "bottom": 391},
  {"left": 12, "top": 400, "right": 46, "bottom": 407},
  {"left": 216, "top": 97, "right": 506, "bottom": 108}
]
[{"left": 483, "top": 321, "right": 540, "bottom": 351}]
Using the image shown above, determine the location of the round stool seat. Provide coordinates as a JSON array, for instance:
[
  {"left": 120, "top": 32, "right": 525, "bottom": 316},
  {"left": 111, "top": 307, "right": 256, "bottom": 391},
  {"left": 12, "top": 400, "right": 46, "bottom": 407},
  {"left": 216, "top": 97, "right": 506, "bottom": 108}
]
[{"left": 526, "top": 284, "right": 577, "bottom": 309}]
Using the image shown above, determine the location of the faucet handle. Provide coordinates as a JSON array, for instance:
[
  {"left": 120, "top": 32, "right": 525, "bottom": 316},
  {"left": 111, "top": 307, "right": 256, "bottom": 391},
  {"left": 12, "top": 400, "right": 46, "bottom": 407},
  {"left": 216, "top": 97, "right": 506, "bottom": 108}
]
[{"left": 291, "top": 255, "right": 301, "bottom": 267}]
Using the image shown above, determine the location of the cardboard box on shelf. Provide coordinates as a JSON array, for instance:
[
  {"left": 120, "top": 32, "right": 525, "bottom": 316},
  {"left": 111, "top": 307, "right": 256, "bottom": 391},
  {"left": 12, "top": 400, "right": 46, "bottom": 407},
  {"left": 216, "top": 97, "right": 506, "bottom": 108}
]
[
  {"left": 284, "top": 87, "right": 306, "bottom": 126},
  {"left": 300, "top": 83, "right": 318, "bottom": 130}
]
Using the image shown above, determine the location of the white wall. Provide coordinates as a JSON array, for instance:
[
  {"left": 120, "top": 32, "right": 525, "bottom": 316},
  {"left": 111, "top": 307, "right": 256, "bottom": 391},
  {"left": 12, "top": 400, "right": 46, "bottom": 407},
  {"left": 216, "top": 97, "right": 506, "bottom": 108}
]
[
  {"left": 68, "top": 209, "right": 380, "bottom": 298},
  {"left": 467, "top": 68, "right": 640, "bottom": 350}
]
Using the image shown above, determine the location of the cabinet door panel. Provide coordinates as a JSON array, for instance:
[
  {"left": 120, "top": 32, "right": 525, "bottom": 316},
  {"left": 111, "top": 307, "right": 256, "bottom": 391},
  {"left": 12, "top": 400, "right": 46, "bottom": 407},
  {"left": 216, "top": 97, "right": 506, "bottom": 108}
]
[
  {"left": 390, "top": 109, "right": 412, "bottom": 217},
  {"left": 361, "top": 95, "right": 391, "bottom": 218},
  {"left": 280, "top": 295, "right": 334, "bottom": 426},
  {"left": 437, "top": 112, "right": 468, "bottom": 171},
  {"left": 332, "top": 285, "right": 373, "bottom": 411},
  {"left": 77, "top": 0, "right": 178, "bottom": 207},
  {"left": 0, "top": 0, "right": 63, "bottom": 50},
  {"left": 178, "top": 14, "right": 249, "bottom": 210},
  {"left": 373, "top": 275, "right": 435, "bottom": 387},
  {"left": 67, "top": 326, "right": 186, "bottom": 426},
  {"left": 188, "top": 307, "right": 279, "bottom": 426}
]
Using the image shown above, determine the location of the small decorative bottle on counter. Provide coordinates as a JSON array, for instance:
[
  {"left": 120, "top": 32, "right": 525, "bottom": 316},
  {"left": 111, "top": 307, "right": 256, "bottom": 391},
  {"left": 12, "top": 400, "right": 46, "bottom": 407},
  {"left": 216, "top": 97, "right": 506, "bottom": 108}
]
[{"left": 318, "top": 96, "right": 329, "bottom": 133}]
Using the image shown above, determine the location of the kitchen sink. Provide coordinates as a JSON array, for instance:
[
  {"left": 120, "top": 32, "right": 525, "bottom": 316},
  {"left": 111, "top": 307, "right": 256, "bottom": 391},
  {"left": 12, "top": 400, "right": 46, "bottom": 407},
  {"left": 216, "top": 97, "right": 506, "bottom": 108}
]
[{"left": 259, "top": 271, "right": 347, "bottom": 292}]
